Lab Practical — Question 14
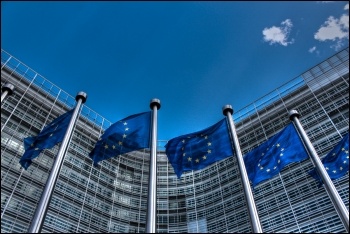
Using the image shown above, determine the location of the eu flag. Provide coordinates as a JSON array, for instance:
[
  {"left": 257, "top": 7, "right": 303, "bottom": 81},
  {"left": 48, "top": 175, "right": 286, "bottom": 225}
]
[
  {"left": 243, "top": 123, "right": 308, "bottom": 187},
  {"left": 309, "top": 132, "right": 349, "bottom": 185},
  {"left": 165, "top": 118, "right": 233, "bottom": 178},
  {"left": 20, "top": 109, "right": 74, "bottom": 170},
  {"left": 89, "top": 111, "right": 151, "bottom": 166}
]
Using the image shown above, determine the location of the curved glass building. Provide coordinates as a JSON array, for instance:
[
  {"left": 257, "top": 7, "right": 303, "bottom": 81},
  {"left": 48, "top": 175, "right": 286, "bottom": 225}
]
[{"left": 1, "top": 48, "right": 349, "bottom": 233}]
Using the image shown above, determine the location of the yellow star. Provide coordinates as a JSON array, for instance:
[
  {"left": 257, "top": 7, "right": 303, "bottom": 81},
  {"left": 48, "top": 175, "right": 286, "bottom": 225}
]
[
  {"left": 182, "top": 139, "right": 185, "bottom": 143},
  {"left": 195, "top": 158, "right": 199, "bottom": 163},
  {"left": 118, "top": 141, "right": 123, "bottom": 146},
  {"left": 125, "top": 128, "right": 129, "bottom": 131},
  {"left": 123, "top": 134, "right": 127, "bottom": 138},
  {"left": 204, "top": 136, "right": 208, "bottom": 139},
  {"left": 112, "top": 145, "right": 116, "bottom": 149},
  {"left": 266, "top": 169, "right": 270, "bottom": 172},
  {"left": 183, "top": 153, "right": 186, "bottom": 157},
  {"left": 202, "top": 155, "right": 207, "bottom": 160},
  {"left": 207, "top": 142, "right": 211, "bottom": 146},
  {"left": 35, "top": 148, "right": 39, "bottom": 150},
  {"left": 276, "top": 143, "right": 280, "bottom": 147},
  {"left": 49, "top": 133, "right": 53, "bottom": 137},
  {"left": 188, "top": 157, "right": 192, "bottom": 162},
  {"left": 104, "top": 144, "right": 108, "bottom": 149},
  {"left": 123, "top": 122, "right": 127, "bottom": 125},
  {"left": 207, "top": 149, "right": 211, "bottom": 154}
]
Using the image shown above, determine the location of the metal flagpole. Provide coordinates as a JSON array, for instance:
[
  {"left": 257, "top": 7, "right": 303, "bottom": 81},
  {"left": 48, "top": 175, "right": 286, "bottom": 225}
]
[
  {"left": 289, "top": 110, "right": 349, "bottom": 232},
  {"left": 223, "top": 105, "right": 263, "bottom": 233},
  {"left": 1, "top": 83, "right": 15, "bottom": 103},
  {"left": 27, "top": 91, "right": 87, "bottom": 233},
  {"left": 146, "top": 98, "right": 161, "bottom": 233}
]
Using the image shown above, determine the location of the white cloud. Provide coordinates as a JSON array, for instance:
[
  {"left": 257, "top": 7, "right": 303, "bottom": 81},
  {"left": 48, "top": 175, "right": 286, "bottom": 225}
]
[
  {"left": 314, "top": 4, "right": 349, "bottom": 51},
  {"left": 308, "top": 46, "right": 320, "bottom": 55},
  {"left": 262, "top": 19, "right": 295, "bottom": 46},
  {"left": 314, "top": 16, "right": 349, "bottom": 41},
  {"left": 308, "top": 46, "right": 316, "bottom": 53},
  {"left": 339, "top": 14, "right": 349, "bottom": 30},
  {"left": 330, "top": 40, "right": 345, "bottom": 51}
]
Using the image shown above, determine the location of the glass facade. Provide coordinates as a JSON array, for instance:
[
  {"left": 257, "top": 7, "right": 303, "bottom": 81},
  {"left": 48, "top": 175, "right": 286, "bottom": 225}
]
[{"left": 1, "top": 47, "right": 349, "bottom": 233}]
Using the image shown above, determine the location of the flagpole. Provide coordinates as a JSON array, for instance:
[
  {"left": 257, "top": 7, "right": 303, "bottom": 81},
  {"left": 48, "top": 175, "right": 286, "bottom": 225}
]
[
  {"left": 289, "top": 110, "right": 349, "bottom": 232},
  {"left": 146, "top": 98, "right": 161, "bottom": 233},
  {"left": 27, "top": 91, "right": 87, "bottom": 233},
  {"left": 1, "top": 83, "right": 15, "bottom": 103},
  {"left": 223, "top": 105, "right": 263, "bottom": 233}
]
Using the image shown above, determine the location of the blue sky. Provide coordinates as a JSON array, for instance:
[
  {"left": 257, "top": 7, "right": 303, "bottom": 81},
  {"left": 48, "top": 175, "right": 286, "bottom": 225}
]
[{"left": 1, "top": 1, "right": 349, "bottom": 141}]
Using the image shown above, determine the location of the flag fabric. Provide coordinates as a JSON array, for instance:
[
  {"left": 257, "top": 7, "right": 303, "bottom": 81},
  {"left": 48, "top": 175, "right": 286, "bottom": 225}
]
[
  {"left": 89, "top": 111, "right": 151, "bottom": 166},
  {"left": 309, "top": 132, "right": 349, "bottom": 185},
  {"left": 20, "top": 109, "right": 74, "bottom": 170},
  {"left": 243, "top": 122, "right": 308, "bottom": 187},
  {"left": 165, "top": 118, "right": 233, "bottom": 178}
]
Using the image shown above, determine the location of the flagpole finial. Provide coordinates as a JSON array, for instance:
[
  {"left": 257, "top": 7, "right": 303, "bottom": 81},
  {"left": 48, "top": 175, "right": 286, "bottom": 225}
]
[
  {"left": 2, "top": 83, "right": 15, "bottom": 96},
  {"left": 222, "top": 104, "right": 234, "bottom": 116},
  {"left": 150, "top": 98, "right": 161, "bottom": 110},
  {"left": 289, "top": 110, "right": 300, "bottom": 120},
  {"left": 76, "top": 92, "right": 87, "bottom": 103}
]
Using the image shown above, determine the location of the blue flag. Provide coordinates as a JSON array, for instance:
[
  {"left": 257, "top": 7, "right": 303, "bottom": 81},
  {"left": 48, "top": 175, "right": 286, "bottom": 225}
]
[
  {"left": 243, "top": 123, "right": 308, "bottom": 187},
  {"left": 89, "top": 111, "right": 151, "bottom": 166},
  {"left": 309, "top": 132, "right": 349, "bottom": 185},
  {"left": 165, "top": 118, "right": 233, "bottom": 178},
  {"left": 20, "top": 109, "right": 74, "bottom": 170}
]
